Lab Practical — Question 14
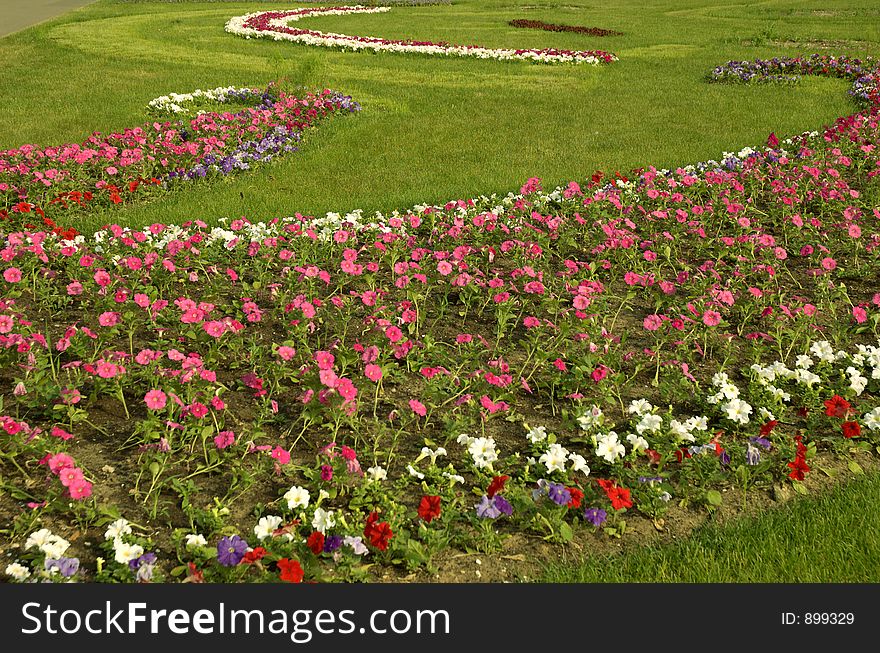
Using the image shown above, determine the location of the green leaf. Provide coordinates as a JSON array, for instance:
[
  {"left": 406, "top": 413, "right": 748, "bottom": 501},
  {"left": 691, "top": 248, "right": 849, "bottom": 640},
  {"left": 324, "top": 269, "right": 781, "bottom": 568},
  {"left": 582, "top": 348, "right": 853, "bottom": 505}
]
[
  {"left": 848, "top": 460, "right": 864, "bottom": 475},
  {"left": 705, "top": 490, "right": 723, "bottom": 506},
  {"left": 792, "top": 482, "right": 808, "bottom": 495},
  {"left": 558, "top": 522, "right": 573, "bottom": 542}
]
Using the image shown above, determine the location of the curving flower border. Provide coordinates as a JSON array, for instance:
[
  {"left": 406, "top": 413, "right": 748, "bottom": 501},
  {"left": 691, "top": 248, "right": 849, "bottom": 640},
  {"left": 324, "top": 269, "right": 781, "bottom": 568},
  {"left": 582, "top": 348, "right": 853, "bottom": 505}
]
[
  {"left": 225, "top": 6, "right": 618, "bottom": 64},
  {"left": 147, "top": 86, "right": 274, "bottom": 115}
]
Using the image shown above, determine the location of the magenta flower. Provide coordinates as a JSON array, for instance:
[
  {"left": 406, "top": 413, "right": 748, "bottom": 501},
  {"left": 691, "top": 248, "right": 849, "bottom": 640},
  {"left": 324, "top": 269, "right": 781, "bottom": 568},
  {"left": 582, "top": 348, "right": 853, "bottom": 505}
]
[
  {"left": 144, "top": 389, "right": 167, "bottom": 410},
  {"left": 409, "top": 399, "right": 427, "bottom": 417},
  {"left": 214, "top": 430, "right": 235, "bottom": 449},
  {"left": 702, "top": 310, "right": 722, "bottom": 327}
]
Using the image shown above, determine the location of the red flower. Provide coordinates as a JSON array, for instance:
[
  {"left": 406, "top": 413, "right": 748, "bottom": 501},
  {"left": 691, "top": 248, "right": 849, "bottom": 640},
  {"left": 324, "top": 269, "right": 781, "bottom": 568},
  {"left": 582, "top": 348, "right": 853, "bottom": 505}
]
[
  {"left": 759, "top": 420, "right": 778, "bottom": 436},
  {"left": 487, "top": 475, "right": 509, "bottom": 498},
  {"left": 277, "top": 558, "right": 304, "bottom": 583},
  {"left": 767, "top": 132, "right": 779, "bottom": 148},
  {"left": 787, "top": 457, "right": 811, "bottom": 481},
  {"left": 567, "top": 487, "right": 584, "bottom": 509},
  {"left": 307, "top": 531, "right": 325, "bottom": 555},
  {"left": 596, "top": 479, "right": 633, "bottom": 511},
  {"left": 824, "top": 395, "right": 851, "bottom": 419},
  {"left": 184, "top": 562, "right": 204, "bottom": 583},
  {"left": 417, "top": 495, "right": 442, "bottom": 523},
  {"left": 842, "top": 421, "right": 861, "bottom": 439},
  {"left": 645, "top": 449, "right": 661, "bottom": 465},
  {"left": 364, "top": 512, "right": 393, "bottom": 551},
  {"left": 606, "top": 485, "right": 633, "bottom": 511},
  {"left": 241, "top": 547, "right": 267, "bottom": 564}
]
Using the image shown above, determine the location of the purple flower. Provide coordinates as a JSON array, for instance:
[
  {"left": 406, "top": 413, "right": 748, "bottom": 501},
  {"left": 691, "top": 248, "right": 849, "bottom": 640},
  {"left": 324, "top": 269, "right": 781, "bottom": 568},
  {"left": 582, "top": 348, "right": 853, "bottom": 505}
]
[
  {"left": 750, "top": 436, "right": 772, "bottom": 450},
  {"left": 217, "top": 535, "right": 248, "bottom": 567},
  {"left": 583, "top": 507, "right": 607, "bottom": 527},
  {"left": 44, "top": 557, "right": 79, "bottom": 578},
  {"left": 323, "top": 535, "right": 344, "bottom": 553},
  {"left": 746, "top": 443, "right": 761, "bottom": 466},
  {"left": 547, "top": 482, "right": 571, "bottom": 506},
  {"left": 475, "top": 495, "right": 501, "bottom": 519},
  {"left": 129, "top": 552, "right": 157, "bottom": 571},
  {"left": 320, "top": 464, "right": 333, "bottom": 482},
  {"left": 493, "top": 495, "right": 513, "bottom": 516}
]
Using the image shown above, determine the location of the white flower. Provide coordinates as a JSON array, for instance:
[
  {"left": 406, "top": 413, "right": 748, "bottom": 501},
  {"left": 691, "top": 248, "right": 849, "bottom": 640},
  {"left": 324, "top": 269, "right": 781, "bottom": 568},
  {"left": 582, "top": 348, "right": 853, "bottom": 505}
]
[
  {"left": 5, "top": 562, "right": 30, "bottom": 581},
  {"left": 569, "top": 453, "right": 590, "bottom": 476},
  {"left": 596, "top": 432, "right": 626, "bottom": 463},
  {"left": 795, "top": 368, "right": 821, "bottom": 386},
  {"left": 25, "top": 529, "right": 53, "bottom": 550},
  {"left": 525, "top": 425, "right": 548, "bottom": 444},
  {"left": 768, "top": 385, "right": 792, "bottom": 402},
  {"left": 686, "top": 415, "right": 709, "bottom": 431},
  {"left": 628, "top": 399, "right": 653, "bottom": 415},
  {"left": 810, "top": 340, "right": 835, "bottom": 362},
  {"left": 711, "top": 371, "right": 730, "bottom": 387},
  {"left": 670, "top": 419, "right": 695, "bottom": 443},
  {"left": 254, "top": 515, "right": 283, "bottom": 540},
  {"left": 636, "top": 413, "right": 662, "bottom": 434},
  {"left": 863, "top": 407, "right": 880, "bottom": 431},
  {"left": 456, "top": 433, "right": 473, "bottom": 446},
  {"left": 407, "top": 464, "right": 425, "bottom": 479},
  {"left": 311, "top": 507, "right": 336, "bottom": 534},
  {"left": 467, "top": 437, "right": 498, "bottom": 469},
  {"left": 539, "top": 443, "right": 569, "bottom": 474},
  {"left": 626, "top": 434, "right": 649, "bottom": 452},
  {"left": 185, "top": 534, "right": 207, "bottom": 549},
  {"left": 113, "top": 539, "right": 144, "bottom": 564},
  {"left": 104, "top": 518, "right": 132, "bottom": 541},
  {"left": 576, "top": 405, "right": 603, "bottom": 430},
  {"left": 284, "top": 485, "right": 310, "bottom": 510},
  {"left": 758, "top": 407, "right": 776, "bottom": 421},
  {"left": 366, "top": 466, "right": 387, "bottom": 482},
  {"left": 442, "top": 471, "right": 465, "bottom": 484},
  {"left": 723, "top": 398, "right": 752, "bottom": 424},
  {"left": 706, "top": 391, "right": 724, "bottom": 405},
  {"left": 719, "top": 382, "right": 740, "bottom": 400},
  {"left": 795, "top": 355, "right": 813, "bottom": 369}
]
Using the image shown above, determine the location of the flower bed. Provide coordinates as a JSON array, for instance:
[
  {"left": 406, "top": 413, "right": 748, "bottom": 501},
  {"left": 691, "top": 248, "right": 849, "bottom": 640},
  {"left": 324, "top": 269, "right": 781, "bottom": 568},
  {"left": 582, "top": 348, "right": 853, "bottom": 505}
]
[
  {"left": 0, "top": 87, "right": 360, "bottom": 238},
  {"left": 508, "top": 19, "right": 623, "bottom": 37},
  {"left": 225, "top": 6, "right": 618, "bottom": 64},
  {"left": 3, "top": 55, "right": 880, "bottom": 583}
]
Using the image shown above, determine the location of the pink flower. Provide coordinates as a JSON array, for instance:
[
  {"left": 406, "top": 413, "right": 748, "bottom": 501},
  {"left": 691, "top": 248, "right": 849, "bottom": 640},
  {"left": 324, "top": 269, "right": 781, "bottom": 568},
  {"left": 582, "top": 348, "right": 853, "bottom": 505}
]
[
  {"left": 188, "top": 402, "right": 208, "bottom": 419},
  {"left": 702, "top": 310, "right": 722, "bottom": 327},
  {"left": 270, "top": 446, "right": 291, "bottom": 465},
  {"left": 98, "top": 312, "right": 120, "bottom": 327},
  {"left": 48, "top": 453, "right": 75, "bottom": 474},
  {"left": 3, "top": 267, "right": 22, "bottom": 283},
  {"left": 853, "top": 306, "right": 868, "bottom": 324},
  {"left": 58, "top": 466, "right": 85, "bottom": 488},
  {"left": 203, "top": 320, "right": 226, "bottom": 338},
  {"left": 319, "top": 368, "right": 338, "bottom": 387},
  {"left": 437, "top": 261, "right": 453, "bottom": 276},
  {"left": 385, "top": 326, "right": 403, "bottom": 343},
  {"left": 144, "top": 389, "right": 167, "bottom": 410},
  {"left": 315, "top": 350, "right": 335, "bottom": 370},
  {"left": 0, "top": 315, "right": 13, "bottom": 333},
  {"left": 553, "top": 358, "right": 568, "bottom": 372},
  {"left": 591, "top": 365, "right": 608, "bottom": 383},
  {"left": 67, "top": 281, "right": 83, "bottom": 296},
  {"left": 364, "top": 364, "right": 383, "bottom": 382},
  {"left": 214, "top": 430, "right": 235, "bottom": 449},
  {"left": 67, "top": 479, "right": 92, "bottom": 500},
  {"left": 643, "top": 314, "right": 663, "bottom": 331},
  {"left": 409, "top": 399, "right": 427, "bottom": 417},
  {"left": 523, "top": 316, "right": 540, "bottom": 329},
  {"left": 51, "top": 426, "right": 74, "bottom": 441},
  {"left": 821, "top": 257, "right": 837, "bottom": 271},
  {"left": 277, "top": 345, "right": 296, "bottom": 360}
]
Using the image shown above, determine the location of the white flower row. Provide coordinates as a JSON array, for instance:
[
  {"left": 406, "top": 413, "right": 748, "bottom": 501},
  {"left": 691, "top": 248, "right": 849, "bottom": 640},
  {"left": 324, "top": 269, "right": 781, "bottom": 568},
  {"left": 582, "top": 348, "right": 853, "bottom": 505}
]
[
  {"left": 147, "top": 86, "right": 257, "bottom": 115},
  {"left": 225, "top": 7, "right": 616, "bottom": 65}
]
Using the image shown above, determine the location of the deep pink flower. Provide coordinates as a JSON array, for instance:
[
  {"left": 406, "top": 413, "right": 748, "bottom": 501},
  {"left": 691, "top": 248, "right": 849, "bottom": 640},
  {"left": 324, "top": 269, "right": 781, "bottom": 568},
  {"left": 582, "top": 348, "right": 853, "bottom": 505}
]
[
  {"left": 144, "top": 389, "right": 167, "bottom": 410},
  {"left": 409, "top": 399, "right": 427, "bottom": 416}
]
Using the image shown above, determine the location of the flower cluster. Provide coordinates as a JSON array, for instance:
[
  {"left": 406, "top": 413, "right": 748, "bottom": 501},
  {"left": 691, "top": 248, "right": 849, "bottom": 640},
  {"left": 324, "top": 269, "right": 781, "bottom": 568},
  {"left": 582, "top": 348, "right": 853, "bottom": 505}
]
[
  {"left": 1, "top": 86, "right": 360, "bottom": 235},
  {"left": 225, "top": 7, "right": 618, "bottom": 64}
]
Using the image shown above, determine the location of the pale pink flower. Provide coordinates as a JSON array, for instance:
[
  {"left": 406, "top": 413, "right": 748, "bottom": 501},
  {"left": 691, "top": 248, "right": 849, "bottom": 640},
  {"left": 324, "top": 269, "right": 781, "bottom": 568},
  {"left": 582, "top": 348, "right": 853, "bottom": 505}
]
[{"left": 144, "top": 389, "right": 167, "bottom": 410}]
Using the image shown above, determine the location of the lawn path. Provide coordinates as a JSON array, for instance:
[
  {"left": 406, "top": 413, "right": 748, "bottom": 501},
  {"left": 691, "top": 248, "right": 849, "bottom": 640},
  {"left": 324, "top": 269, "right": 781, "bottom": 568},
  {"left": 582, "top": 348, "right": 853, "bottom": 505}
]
[{"left": 0, "top": 0, "right": 95, "bottom": 38}]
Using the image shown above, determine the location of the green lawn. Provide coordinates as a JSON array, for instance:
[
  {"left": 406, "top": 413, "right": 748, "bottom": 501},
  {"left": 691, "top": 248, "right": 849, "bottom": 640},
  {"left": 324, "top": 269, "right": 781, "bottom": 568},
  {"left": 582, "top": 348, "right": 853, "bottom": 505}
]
[
  {"left": 544, "top": 472, "right": 880, "bottom": 583},
  {"left": 1, "top": 0, "right": 879, "bottom": 233}
]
